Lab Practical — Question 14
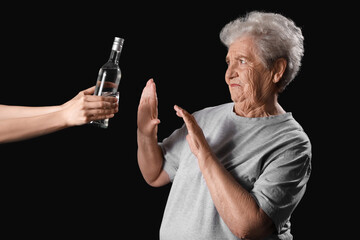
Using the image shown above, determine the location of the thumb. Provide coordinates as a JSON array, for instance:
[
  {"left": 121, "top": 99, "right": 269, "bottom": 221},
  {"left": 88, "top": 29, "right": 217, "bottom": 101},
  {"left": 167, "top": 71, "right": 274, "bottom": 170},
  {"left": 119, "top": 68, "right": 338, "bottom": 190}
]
[
  {"left": 83, "top": 86, "right": 96, "bottom": 95},
  {"left": 151, "top": 118, "right": 161, "bottom": 125}
]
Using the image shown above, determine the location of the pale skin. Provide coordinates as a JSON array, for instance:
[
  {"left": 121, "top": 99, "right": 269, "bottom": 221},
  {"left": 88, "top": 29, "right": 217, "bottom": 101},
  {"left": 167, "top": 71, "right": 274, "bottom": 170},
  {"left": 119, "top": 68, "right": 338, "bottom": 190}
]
[
  {"left": 0, "top": 86, "right": 118, "bottom": 143},
  {"left": 137, "top": 36, "right": 287, "bottom": 239}
]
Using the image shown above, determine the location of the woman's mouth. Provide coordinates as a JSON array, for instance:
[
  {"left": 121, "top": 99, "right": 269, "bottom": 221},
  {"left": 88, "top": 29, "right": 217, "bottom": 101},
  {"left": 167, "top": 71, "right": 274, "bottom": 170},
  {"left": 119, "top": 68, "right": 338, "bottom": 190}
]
[{"left": 230, "top": 83, "right": 241, "bottom": 87}]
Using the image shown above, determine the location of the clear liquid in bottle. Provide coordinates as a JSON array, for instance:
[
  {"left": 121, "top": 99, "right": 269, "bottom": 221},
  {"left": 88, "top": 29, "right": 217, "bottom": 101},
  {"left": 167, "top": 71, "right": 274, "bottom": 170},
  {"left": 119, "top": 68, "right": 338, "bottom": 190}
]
[{"left": 90, "top": 37, "right": 124, "bottom": 128}]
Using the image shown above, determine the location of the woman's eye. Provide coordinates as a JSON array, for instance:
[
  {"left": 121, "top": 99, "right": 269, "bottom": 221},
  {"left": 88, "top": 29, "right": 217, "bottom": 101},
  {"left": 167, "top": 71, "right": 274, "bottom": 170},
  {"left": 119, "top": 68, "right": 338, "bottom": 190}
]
[{"left": 239, "top": 59, "right": 246, "bottom": 64}]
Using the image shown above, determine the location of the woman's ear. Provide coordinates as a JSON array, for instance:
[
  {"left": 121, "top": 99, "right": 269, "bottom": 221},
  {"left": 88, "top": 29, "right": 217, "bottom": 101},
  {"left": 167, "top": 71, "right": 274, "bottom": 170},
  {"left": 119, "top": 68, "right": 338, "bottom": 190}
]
[{"left": 272, "top": 58, "right": 287, "bottom": 84}]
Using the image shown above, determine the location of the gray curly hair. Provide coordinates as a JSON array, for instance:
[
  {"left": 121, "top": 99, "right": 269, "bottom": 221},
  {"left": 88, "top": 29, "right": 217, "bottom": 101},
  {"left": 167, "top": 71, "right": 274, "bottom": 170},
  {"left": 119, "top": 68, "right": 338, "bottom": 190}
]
[{"left": 220, "top": 11, "right": 304, "bottom": 91}]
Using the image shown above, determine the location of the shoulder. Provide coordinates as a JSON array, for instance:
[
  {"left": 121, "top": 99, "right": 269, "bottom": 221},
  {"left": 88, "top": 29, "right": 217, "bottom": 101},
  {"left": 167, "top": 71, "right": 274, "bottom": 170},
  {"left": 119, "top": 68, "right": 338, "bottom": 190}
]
[
  {"left": 284, "top": 115, "right": 312, "bottom": 155},
  {"left": 264, "top": 115, "right": 312, "bottom": 171}
]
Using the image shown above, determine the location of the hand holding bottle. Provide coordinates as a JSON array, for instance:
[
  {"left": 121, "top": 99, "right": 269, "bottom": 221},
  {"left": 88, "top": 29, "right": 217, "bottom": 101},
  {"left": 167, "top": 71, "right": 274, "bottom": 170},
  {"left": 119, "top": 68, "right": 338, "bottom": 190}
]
[
  {"left": 61, "top": 86, "right": 118, "bottom": 127},
  {"left": 0, "top": 86, "right": 118, "bottom": 143}
]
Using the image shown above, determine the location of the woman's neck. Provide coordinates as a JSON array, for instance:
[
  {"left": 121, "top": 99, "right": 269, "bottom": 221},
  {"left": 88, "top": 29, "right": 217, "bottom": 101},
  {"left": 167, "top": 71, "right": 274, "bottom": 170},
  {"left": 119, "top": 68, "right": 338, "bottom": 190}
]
[{"left": 233, "top": 95, "right": 285, "bottom": 118}]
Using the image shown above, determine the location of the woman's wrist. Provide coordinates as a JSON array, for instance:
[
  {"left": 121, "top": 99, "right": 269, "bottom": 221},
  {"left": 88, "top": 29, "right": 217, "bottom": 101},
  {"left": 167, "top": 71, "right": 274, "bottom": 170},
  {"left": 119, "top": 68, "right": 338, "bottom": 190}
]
[{"left": 137, "top": 128, "right": 158, "bottom": 143}]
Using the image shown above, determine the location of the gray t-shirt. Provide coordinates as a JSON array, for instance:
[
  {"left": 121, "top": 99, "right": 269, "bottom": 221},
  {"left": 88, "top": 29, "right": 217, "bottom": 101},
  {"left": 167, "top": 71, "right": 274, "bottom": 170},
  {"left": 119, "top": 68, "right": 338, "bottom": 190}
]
[{"left": 159, "top": 102, "right": 311, "bottom": 240}]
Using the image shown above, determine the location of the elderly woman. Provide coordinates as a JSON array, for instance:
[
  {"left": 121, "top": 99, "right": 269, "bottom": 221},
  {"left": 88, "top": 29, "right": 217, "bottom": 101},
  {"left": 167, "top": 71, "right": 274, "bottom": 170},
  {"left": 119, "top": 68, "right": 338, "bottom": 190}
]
[{"left": 137, "top": 11, "right": 311, "bottom": 240}]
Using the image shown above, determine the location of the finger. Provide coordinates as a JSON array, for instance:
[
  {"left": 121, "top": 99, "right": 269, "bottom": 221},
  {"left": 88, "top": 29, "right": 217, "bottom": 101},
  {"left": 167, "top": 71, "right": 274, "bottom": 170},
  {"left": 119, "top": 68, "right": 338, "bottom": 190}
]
[
  {"left": 174, "top": 105, "right": 185, "bottom": 117},
  {"left": 174, "top": 105, "right": 192, "bottom": 122},
  {"left": 86, "top": 108, "right": 118, "bottom": 117},
  {"left": 85, "top": 100, "right": 118, "bottom": 110},
  {"left": 88, "top": 113, "right": 115, "bottom": 122},
  {"left": 85, "top": 95, "right": 118, "bottom": 103},
  {"left": 174, "top": 105, "right": 197, "bottom": 133},
  {"left": 82, "top": 86, "right": 96, "bottom": 95},
  {"left": 151, "top": 79, "right": 158, "bottom": 101},
  {"left": 139, "top": 78, "right": 159, "bottom": 120},
  {"left": 140, "top": 79, "right": 152, "bottom": 99},
  {"left": 140, "top": 78, "right": 157, "bottom": 101},
  {"left": 174, "top": 104, "right": 183, "bottom": 118}
]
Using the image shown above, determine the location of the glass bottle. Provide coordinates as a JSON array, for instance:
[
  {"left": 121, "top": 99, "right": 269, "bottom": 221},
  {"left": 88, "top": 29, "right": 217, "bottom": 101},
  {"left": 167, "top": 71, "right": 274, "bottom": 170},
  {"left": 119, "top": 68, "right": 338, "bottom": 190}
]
[{"left": 90, "top": 37, "right": 124, "bottom": 128}]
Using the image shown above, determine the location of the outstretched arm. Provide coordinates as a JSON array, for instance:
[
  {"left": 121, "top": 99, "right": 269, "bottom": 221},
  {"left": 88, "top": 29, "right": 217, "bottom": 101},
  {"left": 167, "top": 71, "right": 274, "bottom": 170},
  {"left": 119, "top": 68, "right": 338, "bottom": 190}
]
[
  {"left": 137, "top": 79, "right": 170, "bottom": 187},
  {"left": 0, "top": 105, "right": 62, "bottom": 120},
  {"left": 174, "top": 105, "right": 275, "bottom": 240},
  {"left": 0, "top": 86, "right": 118, "bottom": 143}
]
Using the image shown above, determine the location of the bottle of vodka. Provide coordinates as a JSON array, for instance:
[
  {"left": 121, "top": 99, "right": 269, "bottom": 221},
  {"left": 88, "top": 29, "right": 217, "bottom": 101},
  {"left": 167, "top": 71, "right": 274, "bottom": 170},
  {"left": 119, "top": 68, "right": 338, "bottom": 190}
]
[{"left": 90, "top": 37, "right": 124, "bottom": 128}]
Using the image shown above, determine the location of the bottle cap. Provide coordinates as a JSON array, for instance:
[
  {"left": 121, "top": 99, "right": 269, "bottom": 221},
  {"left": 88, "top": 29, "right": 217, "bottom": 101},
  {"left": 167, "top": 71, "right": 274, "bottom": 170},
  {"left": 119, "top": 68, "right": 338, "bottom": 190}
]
[{"left": 112, "top": 37, "right": 124, "bottom": 51}]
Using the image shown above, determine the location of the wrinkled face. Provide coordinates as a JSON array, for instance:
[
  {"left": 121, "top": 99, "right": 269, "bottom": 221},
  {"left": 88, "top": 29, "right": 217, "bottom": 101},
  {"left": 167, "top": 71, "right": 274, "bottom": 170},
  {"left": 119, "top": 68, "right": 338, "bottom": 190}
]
[{"left": 225, "top": 36, "right": 275, "bottom": 106}]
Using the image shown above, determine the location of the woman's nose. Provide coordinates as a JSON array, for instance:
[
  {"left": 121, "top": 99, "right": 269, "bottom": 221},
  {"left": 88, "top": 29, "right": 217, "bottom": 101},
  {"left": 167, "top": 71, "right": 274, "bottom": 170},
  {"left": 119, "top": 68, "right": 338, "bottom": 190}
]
[{"left": 225, "top": 63, "right": 238, "bottom": 81}]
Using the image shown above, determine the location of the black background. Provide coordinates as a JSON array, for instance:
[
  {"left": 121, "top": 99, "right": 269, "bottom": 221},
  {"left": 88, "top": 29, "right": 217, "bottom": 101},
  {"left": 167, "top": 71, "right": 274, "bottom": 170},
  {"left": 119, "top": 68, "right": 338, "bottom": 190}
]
[{"left": 0, "top": 2, "right": 353, "bottom": 239}]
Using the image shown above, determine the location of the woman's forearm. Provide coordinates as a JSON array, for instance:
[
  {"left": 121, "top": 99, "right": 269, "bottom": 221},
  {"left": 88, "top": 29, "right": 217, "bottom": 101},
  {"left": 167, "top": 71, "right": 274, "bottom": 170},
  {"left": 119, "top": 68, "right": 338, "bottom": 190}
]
[
  {"left": 0, "top": 86, "right": 119, "bottom": 144},
  {"left": 0, "top": 104, "right": 62, "bottom": 120},
  {"left": 199, "top": 154, "right": 274, "bottom": 239},
  {"left": 0, "top": 110, "right": 66, "bottom": 143},
  {"left": 137, "top": 129, "right": 169, "bottom": 187}
]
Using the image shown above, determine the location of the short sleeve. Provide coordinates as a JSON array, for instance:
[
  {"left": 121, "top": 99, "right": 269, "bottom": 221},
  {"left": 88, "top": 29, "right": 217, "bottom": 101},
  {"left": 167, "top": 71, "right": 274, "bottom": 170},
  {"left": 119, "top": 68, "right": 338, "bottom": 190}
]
[
  {"left": 250, "top": 149, "right": 312, "bottom": 233},
  {"left": 159, "top": 124, "right": 188, "bottom": 182}
]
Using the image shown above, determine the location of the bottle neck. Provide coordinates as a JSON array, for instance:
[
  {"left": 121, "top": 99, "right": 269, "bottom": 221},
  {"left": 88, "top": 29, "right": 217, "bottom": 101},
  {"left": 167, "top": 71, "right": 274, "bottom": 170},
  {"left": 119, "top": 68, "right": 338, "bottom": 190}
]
[{"left": 109, "top": 49, "right": 122, "bottom": 65}]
